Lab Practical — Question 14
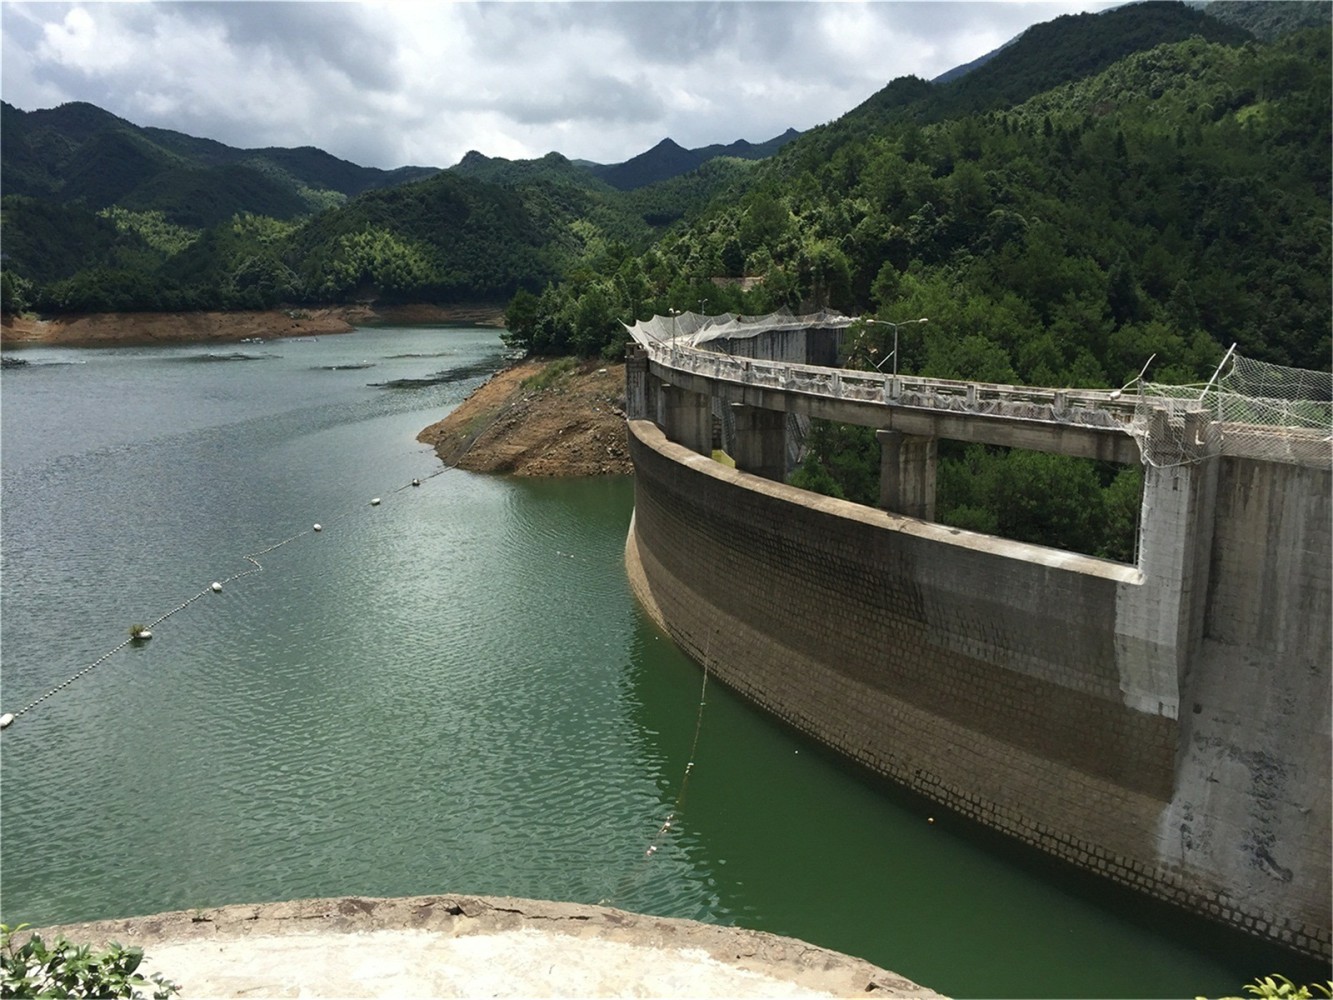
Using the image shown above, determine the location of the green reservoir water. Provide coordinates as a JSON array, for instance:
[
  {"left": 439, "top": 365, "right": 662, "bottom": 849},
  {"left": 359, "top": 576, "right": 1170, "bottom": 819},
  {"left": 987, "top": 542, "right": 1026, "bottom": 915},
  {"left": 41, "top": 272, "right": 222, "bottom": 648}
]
[{"left": 0, "top": 326, "right": 1318, "bottom": 997}]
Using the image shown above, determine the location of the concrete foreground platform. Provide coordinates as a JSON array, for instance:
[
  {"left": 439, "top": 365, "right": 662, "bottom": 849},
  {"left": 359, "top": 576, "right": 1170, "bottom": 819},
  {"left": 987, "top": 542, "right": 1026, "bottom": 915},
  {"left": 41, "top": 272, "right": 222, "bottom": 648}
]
[{"left": 23, "top": 894, "right": 945, "bottom": 998}]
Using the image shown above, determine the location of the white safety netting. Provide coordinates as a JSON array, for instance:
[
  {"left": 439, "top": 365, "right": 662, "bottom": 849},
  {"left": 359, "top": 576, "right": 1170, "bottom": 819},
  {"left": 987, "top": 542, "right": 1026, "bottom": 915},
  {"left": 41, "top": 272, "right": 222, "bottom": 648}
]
[
  {"left": 1132, "top": 350, "right": 1332, "bottom": 467},
  {"left": 631, "top": 313, "right": 1329, "bottom": 469},
  {"left": 626, "top": 308, "right": 856, "bottom": 349}
]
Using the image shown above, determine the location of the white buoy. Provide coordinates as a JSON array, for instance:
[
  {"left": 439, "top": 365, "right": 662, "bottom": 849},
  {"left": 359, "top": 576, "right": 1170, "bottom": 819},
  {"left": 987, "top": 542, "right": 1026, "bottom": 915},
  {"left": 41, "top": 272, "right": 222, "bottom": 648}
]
[
  {"left": 211, "top": 582, "right": 223, "bottom": 593},
  {"left": 1, "top": 713, "right": 13, "bottom": 729},
  {"left": 370, "top": 498, "right": 381, "bottom": 506},
  {"left": 313, "top": 523, "right": 322, "bottom": 532},
  {"left": 411, "top": 479, "right": 421, "bottom": 487}
]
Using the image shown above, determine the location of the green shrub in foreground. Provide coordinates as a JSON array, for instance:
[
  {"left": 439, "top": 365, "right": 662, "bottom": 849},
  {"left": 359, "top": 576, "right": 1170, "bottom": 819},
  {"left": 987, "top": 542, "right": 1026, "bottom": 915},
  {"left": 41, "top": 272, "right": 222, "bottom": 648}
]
[
  {"left": 1, "top": 923, "right": 179, "bottom": 999},
  {"left": 1198, "top": 974, "right": 1333, "bottom": 1000}
]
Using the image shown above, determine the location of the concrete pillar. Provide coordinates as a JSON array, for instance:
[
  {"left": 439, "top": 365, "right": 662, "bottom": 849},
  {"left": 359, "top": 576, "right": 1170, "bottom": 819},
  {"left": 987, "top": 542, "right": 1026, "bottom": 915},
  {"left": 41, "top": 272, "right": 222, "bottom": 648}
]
[
  {"left": 730, "top": 404, "right": 787, "bottom": 482},
  {"left": 625, "top": 349, "right": 650, "bottom": 421},
  {"left": 877, "top": 429, "right": 937, "bottom": 520},
  {"left": 1114, "top": 409, "right": 1220, "bottom": 718},
  {"left": 662, "top": 384, "right": 712, "bottom": 456}
]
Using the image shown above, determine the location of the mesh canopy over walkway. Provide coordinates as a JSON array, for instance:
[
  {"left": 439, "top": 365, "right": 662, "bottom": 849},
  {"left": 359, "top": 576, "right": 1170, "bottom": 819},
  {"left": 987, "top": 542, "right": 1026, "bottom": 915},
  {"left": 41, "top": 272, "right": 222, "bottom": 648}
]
[
  {"left": 1132, "top": 351, "right": 1332, "bottom": 467},
  {"left": 631, "top": 311, "right": 1331, "bottom": 469},
  {"left": 626, "top": 308, "right": 854, "bottom": 349}
]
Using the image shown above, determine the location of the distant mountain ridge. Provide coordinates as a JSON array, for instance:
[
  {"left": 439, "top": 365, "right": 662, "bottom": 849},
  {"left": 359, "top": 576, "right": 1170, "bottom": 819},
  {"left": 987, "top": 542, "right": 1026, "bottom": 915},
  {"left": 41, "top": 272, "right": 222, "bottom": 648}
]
[
  {"left": 450, "top": 128, "right": 801, "bottom": 193},
  {"left": 1197, "top": 0, "right": 1331, "bottom": 40},
  {"left": 585, "top": 129, "right": 801, "bottom": 191},
  {"left": 845, "top": 0, "right": 1250, "bottom": 126},
  {"left": 0, "top": 100, "right": 439, "bottom": 225},
  {"left": 2, "top": 97, "right": 799, "bottom": 226},
  {"left": 933, "top": 0, "right": 1328, "bottom": 86}
]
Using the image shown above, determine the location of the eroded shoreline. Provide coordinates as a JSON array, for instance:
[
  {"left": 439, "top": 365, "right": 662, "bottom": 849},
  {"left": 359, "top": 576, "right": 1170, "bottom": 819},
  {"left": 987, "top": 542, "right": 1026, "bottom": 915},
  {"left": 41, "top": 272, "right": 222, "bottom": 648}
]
[
  {"left": 2, "top": 307, "right": 624, "bottom": 479},
  {"left": 0, "top": 303, "right": 505, "bottom": 348},
  {"left": 418, "top": 357, "right": 633, "bottom": 476}
]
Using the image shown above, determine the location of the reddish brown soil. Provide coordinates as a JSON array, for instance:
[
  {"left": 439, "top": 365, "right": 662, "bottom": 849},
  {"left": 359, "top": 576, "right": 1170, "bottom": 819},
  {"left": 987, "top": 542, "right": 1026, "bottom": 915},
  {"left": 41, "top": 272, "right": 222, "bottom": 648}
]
[{"left": 0, "top": 303, "right": 504, "bottom": 348}]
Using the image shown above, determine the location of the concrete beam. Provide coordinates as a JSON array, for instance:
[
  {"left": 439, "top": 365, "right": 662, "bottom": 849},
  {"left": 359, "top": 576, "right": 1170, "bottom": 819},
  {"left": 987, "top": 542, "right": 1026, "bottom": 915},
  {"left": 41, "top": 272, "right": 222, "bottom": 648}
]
[
  {"left": 880, "top": 410, "right": 1139, "bottom": 465},
  {"left": 648, "top": 360, "right": 1139, "bottom": 465}
]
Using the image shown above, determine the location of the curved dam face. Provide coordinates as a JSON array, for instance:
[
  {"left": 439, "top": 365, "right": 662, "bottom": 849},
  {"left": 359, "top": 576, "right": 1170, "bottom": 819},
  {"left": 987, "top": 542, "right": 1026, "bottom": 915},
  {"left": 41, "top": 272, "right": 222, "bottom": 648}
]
[{"left": 624, "top": 418, "right": 1330, "bottom": 960}]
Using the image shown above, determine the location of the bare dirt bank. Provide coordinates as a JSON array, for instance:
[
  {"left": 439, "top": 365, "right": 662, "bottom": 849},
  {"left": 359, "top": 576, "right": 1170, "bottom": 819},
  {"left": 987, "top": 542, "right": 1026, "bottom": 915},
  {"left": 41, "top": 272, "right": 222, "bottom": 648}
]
[
  {"left": 0, "top": 303, "right": 504, "bottom": 348},
  {"left": 418, "top": 357, "right": 633, "bottom": 477}
]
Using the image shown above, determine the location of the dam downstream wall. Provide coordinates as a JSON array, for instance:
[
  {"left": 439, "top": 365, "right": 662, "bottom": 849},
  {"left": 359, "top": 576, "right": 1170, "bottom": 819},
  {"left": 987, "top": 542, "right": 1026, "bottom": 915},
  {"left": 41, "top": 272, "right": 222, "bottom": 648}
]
[{"left": 625, "top": 419, "right": 1330, "bottom": 959}]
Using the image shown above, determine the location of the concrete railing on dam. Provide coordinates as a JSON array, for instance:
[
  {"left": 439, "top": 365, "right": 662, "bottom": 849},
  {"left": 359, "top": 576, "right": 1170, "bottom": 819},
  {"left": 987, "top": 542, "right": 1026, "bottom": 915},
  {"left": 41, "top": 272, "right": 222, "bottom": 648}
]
[{"left": 623, "top": 328, "right": 1331, "bottom": 960}]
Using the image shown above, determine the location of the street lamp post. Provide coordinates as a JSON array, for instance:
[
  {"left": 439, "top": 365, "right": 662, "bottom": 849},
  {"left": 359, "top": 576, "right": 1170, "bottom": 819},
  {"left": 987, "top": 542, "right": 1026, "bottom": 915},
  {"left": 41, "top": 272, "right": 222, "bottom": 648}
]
[{"left": 863, "top": 317, "right": 929, "bottom": 376}]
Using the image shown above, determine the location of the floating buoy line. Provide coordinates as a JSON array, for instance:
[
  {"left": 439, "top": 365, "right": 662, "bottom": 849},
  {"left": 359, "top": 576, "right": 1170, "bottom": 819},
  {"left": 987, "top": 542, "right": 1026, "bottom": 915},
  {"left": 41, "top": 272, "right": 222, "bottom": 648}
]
[
  {"left": 0, "top": 468, "right": 451, "bottom": 731},
  {"left": 1, "top": 453, "right": 710, "bottom": 912},
  {"left": 600, "top": 629, "right": 715, "bottom": 908}
]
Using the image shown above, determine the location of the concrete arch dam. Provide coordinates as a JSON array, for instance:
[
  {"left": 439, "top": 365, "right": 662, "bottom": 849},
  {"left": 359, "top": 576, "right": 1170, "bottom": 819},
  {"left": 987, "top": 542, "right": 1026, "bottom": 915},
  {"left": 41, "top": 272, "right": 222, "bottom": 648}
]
[{"left": 621, "top": 316, "right": 1331, "bottom": 960}]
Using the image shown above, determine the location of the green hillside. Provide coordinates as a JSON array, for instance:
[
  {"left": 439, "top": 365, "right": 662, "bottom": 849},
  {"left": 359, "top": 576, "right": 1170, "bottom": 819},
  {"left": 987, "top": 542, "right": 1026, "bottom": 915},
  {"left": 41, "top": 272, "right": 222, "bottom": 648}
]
[
  {"left": 1200, "top": 0, "right": 1331, "bottom": 41},
  {"left": 0, "top": 100, "right": 437, "bottom": 221},
  {"left": 2, "top": 0, "right": 1327, "bottom": 388},
  {"left": 508, "top": 13, "right": 1329, "bottom": 377},
  {"left": 492, "top": 4, "right": 1328, "bottom": 559}
]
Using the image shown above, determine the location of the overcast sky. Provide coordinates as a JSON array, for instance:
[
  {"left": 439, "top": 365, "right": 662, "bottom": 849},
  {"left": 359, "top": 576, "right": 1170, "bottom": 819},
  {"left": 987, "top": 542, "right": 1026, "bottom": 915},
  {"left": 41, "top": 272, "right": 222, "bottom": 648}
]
[{"left": 2, "top": 1, "right": 1122, "bottom": 171}]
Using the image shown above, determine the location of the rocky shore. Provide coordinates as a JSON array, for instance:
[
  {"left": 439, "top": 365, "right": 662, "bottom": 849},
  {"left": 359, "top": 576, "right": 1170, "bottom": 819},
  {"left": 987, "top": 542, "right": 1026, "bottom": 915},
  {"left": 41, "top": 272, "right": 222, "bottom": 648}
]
[
  {"left": 2, "top": 306, "right": 626, "bottom": 479},
  {"left": 418, "top": 357, "right": 633, "bottom": 476},
  {"left": 0, "top": 303, "right": 504, "bottom": 348}
]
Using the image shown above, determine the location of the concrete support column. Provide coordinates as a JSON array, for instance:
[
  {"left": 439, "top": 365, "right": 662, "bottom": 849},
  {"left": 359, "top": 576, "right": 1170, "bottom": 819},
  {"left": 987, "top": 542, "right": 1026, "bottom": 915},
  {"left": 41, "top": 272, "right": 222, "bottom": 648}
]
[
  {"left": 662, "top": 384, "right": 713, "bottom": 456},
  {"left": 1114, "top": 409, "right": 1219, "bottom": 718},
  {"left": 625, "top": 349, "right": 651, "bottom": 421},
  {"left": 731, "top": 404, "right": 787, "bottom": 482},
  {"left": 876, "top": 429, "right": 937, "bottom": 520}
]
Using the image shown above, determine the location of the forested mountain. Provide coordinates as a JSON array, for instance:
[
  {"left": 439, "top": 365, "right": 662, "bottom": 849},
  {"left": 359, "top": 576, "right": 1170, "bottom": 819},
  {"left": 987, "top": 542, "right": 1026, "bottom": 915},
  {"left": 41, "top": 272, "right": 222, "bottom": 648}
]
[
  {"left": 1199, "top": 0, "right": 1331, "bottom": 41},
  {"left": 2, "top": 0, "right": 1327, "bottom": 387},
  {"left": 493, "top": 1, "right": 1329, "bottom": 559},
  {"left": 585, "top": 129, "right": 801, "bottom": 190},
  {"left": 508, "top": 5, "right": 1328, "bottom": 375},
  {"left": 0, "top": 104, "right": 784, "bottom": 313},
  {"left": 0, "top": 101, "right": 438, "bottom": 218}
]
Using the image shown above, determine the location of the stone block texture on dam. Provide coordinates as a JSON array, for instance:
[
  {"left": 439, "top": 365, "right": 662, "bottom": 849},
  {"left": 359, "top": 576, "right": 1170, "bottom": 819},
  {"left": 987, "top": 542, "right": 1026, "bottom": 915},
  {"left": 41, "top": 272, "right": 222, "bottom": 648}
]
[{"left": 625, "top": 414, "right": 1330, "bottom": 960}]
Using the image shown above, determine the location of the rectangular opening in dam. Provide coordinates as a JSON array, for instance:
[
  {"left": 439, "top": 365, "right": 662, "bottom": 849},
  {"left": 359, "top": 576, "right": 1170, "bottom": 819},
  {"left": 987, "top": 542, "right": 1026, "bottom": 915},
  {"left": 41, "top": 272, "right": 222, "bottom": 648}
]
[{"left": 775, "top": 418, "right": 1143, "bottom": 564}]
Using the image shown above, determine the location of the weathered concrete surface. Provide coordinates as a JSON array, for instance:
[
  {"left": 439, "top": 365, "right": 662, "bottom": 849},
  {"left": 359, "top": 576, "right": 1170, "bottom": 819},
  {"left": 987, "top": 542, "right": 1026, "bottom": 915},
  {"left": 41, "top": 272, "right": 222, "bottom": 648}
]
[
  {"left": 1159, "top": 457, "right": 1332, "bottom": 954},
  {"left": 645, "top": 358, "right": 1141, "bottom": 465},
  {"left": 22, "top": 895, "right": 942, "bottom": 999},
  {"left": 624, "top": 418, "right": 1331, "bottom": 960}
]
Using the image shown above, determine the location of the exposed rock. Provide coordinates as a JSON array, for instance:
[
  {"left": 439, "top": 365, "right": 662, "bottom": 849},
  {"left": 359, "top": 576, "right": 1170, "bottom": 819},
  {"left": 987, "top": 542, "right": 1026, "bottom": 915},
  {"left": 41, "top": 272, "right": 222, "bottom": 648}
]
[
  {"left": 0, "top": 304, "right": 505, "bottom": 348},
  {"left": 418, "top": 358, "right": 633, "bottom": 477}
]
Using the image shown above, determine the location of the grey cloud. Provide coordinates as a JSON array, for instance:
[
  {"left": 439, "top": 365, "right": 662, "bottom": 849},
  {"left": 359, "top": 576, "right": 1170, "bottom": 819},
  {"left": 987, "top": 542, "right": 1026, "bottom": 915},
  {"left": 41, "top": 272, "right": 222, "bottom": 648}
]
[
  {"left": 174, "top": 1, "right": 403, "bottom": 92},
  {"left": 504, "top": 71, "right": 665, "bottom": 127},
  {"left": 1, "top": 1, "right": 1127, "bottom": 171},
  {"left": 865, "top": 1, "right": 1120, "bottom": 46},
  {"left": 509, "top": 2, "right": 825, "bottom": 66}
]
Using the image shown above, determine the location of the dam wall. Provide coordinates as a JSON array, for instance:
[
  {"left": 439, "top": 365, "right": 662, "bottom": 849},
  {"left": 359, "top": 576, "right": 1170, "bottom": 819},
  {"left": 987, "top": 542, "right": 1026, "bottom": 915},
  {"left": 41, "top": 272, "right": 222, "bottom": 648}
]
[
  {"left": 625, "top": 418, "right": 1331, "bottom": 959},
  {"left": 1164, "top": 456, "right": 1331, "bottom": 950}
]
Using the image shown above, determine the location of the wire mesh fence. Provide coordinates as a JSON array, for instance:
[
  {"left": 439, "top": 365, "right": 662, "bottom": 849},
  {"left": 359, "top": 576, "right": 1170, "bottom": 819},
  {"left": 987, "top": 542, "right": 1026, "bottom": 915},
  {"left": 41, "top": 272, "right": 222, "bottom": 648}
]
[{"left": 1133, "top": 350, "right": 1332, "bottom": 467}]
